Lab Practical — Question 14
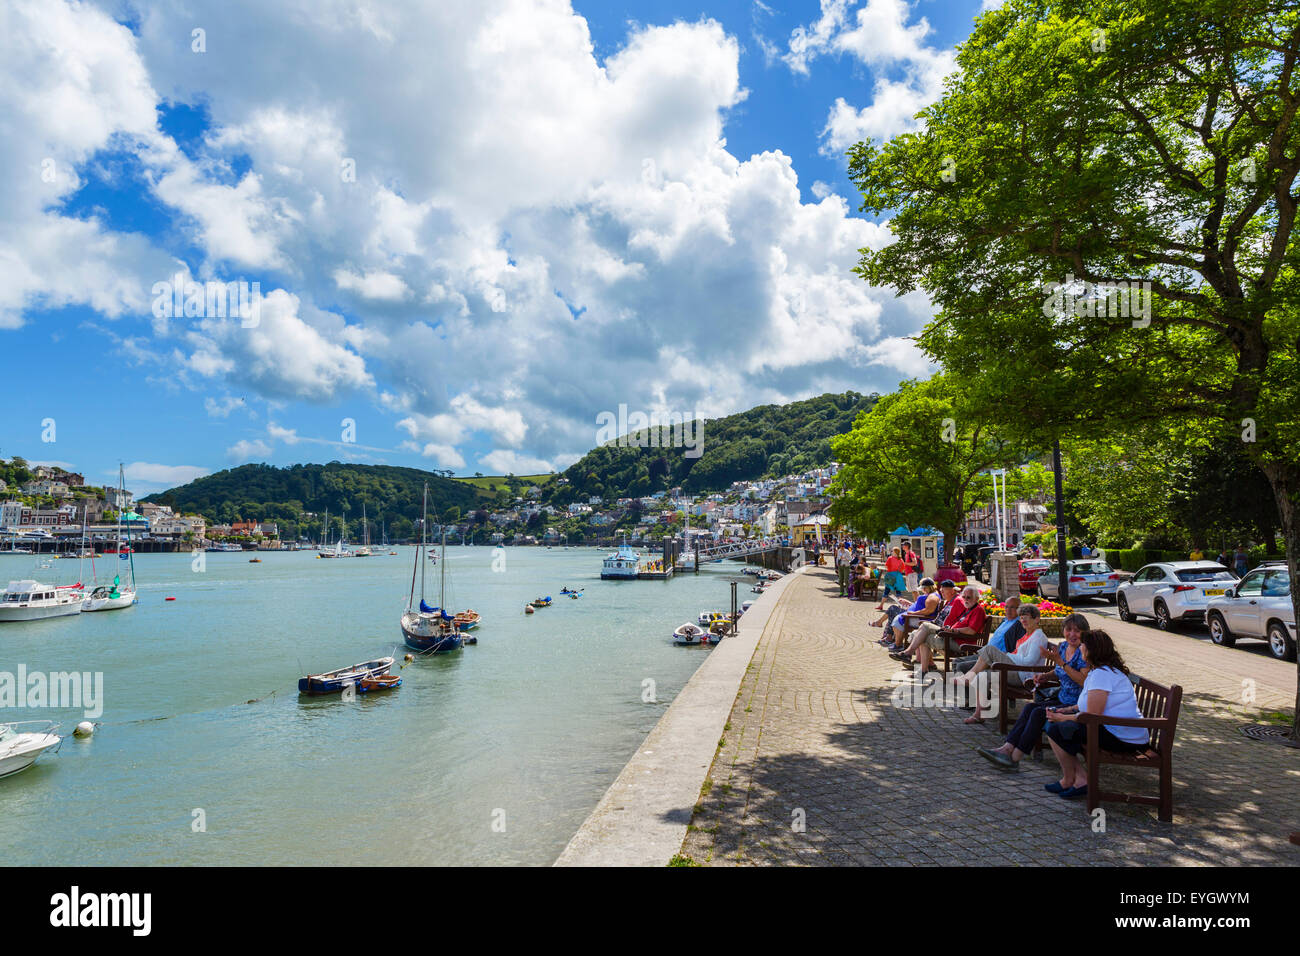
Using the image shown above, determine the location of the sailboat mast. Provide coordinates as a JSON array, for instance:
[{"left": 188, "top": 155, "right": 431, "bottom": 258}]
[
  {"left": 121, "top": 464, "right": 136, "bottom": 590},
  {"left": 420, "top": 483, "right": 428, "bottom": 603}
]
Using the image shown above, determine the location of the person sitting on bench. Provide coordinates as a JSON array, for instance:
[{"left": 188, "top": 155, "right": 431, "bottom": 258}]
[
  {"left": 975, "top": 613, "right": 1089, "bottom": 756},
  {"left": 953, "top": 596, "right": 1022, "bottom": 675},
  {"left": 952, "top": 604, "right": 1049, "bottom": 691},
  {"left": 877, "top": 579, "right": 943, "bottom": 649},
  {"left": 890, "top": 584, "right": 985, "bottom": 671},
  {"left": 1042, "top": 629, "right": 1154, "bottom": 799}
]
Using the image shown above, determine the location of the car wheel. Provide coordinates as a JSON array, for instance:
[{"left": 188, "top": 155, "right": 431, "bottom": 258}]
[
  {"left": 1266, "top": 622, "right": 1297, "bottom": 663},
  {"left": 1153, "top": 601, "right": 1174, "bottom": 631},
  {"left": 1208, "top": 612, "right": 1235, "bottom": 647},
  {"left": 1117, "top": 593, "right": 1135, "bottom": 623}
]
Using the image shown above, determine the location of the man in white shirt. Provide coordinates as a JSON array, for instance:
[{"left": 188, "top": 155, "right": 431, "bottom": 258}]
[{"left": 836, "top": 540, "right": 853, "bottom": 596}]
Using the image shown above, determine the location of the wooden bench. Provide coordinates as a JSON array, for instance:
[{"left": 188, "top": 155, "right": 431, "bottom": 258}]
[
  {"left": 1078, "top": 678, "right": 1182, "bottom": 823},
  {"left": 992, "top": 662, "right": 1059, "bottom": 732},
  {"left": 935, "top": 617, "right": 994, "bottom": 674}
]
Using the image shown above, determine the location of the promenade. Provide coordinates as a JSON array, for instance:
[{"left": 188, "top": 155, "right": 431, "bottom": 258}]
[{"left": 680, "top": 566, "right": 1300, "bottom": 866}]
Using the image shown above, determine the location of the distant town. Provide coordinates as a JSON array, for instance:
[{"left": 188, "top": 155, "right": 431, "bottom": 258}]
[{"left": 0, "top": 457, "right": 1053, "bottom": 553}]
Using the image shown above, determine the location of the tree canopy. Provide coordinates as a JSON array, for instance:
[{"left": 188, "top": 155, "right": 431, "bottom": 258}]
[{"left": 846, "top": 0, "right": 1300, "bottom": 732}]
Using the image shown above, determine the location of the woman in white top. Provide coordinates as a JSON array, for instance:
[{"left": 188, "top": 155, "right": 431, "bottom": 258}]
[{"left": 1043, "top": 629, "right": 1153, "bottom": 799}]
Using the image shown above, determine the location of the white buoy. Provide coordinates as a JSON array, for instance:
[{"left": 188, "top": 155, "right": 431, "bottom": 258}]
[{"left": 74, "top": 721, "right": 95, "bottom": 737}]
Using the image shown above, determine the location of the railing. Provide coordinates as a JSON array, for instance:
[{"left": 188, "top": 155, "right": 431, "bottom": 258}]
[{"left": 694, "top": 537, "right": 788, "bottom": 561}]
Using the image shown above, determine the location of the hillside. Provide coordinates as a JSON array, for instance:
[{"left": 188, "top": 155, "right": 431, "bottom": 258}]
[
  {"left": 453, "top": 473, "right": 556, "bottom": 500},
  {"left": 141, "top": 462, "right": 481, "bottom": 540},
  {"left": 545, "top": 391, "right": 877, "bottom": 503}
]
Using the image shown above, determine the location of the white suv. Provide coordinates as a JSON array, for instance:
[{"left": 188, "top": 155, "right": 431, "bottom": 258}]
[
  {"left": 1116, "top": 562, "right": 1237, "bottom": 630},
  {"left": 1205, "top": 563, "right": 1297, "bottom": 661},
  {"left": 1035, "top": 559, "right": 1121, "bottom": 602}
]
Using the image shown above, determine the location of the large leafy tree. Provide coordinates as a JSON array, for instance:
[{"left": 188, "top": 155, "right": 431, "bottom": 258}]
[
  {"left": 849, "top": 0, "right": 1300, "bottom": 732},
  {"left": 830, "top": 376, "right": 1028, "bottom": 557}
]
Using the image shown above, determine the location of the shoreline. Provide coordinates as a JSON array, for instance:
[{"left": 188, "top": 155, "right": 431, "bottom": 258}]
[{"left": 554, "top": 565, "right": 807, "bottom": 866}]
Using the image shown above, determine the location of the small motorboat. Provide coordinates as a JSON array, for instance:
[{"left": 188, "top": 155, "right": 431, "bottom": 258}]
[
  {"left": 524, "top": 604, "right": 535, "bottom": 614},
  {"left": 298, "top": 657, "right": 395, "bottom": 695},
  {"left": 249, "top": 558, "right": 261, "bottom": 563},
  {"left": 463, "top": 633, "right": 478, "bottom": 645},
  {"left": 530, "top": 596, "right": 553, "bottom": 608},
  {"left": 357, "top": 675, "right": 402, "bottom": 693},
  {"left": 453, "top": 609, "right": 481, "bottom": 631},
  {"left": 741, "top": 600, "right": 755, "bottom": 614},
  {"left": 698, "top": 610, "right": 730, "bottom": 627},
  {"left": 708, "top": 619, "right": 731, "bottom": 639},
  {"left": 0, "top": 721, "right": 62, "bottom": 779},
  {"left": 673, "top": 623, "right": 707, "bottom": 645}
]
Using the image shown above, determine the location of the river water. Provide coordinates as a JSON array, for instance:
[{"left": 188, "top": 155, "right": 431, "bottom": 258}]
[{"left": 0, "top": 546, "right": 759, "bottom": 865}]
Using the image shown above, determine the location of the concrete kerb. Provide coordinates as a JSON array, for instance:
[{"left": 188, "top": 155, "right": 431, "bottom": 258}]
[{"left": 554, "top": 564, "right": 810, "bottom": 866}]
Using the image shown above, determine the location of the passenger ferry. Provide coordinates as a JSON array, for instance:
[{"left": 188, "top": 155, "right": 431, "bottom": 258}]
[
  {"left": 0, "top": 580, "right": 84, "bottom": 621},
  {"left": 601, "top": 538, "right": 639, "bottom": 579}
]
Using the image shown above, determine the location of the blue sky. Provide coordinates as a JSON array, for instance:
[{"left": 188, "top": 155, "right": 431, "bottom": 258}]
[{"left": 1, "top": 0, "right": 997, "bottom": 496}]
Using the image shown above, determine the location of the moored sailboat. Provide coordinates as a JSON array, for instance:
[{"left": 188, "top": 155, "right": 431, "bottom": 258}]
[
  {"left": 400, "top": 485, "right": 462, "bottom": 654},
  {"left": 84, "top": 466, "right": 137, "bottom": 612}
]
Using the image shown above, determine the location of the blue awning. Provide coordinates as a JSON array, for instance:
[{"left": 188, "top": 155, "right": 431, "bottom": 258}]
[{"left": 888, "top": 526, "right": 912, "bottom": 535}]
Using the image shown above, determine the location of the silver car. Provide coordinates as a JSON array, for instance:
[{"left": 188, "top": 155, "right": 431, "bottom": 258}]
[
  {"left": 1116, "top": 562, "right": 1237, "bottom": 630},
  {"left": 1035, "top": 559, "right": 1121, "bottom": 602},
  {"left": 1205, "top": 562, "right": 1297, "bottom": 662}
]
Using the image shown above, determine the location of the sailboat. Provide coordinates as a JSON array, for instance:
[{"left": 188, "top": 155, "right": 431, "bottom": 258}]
[
  {"left": 400, "top": 485, "right": 462, "bottom": 654},
  {"left": 83, "top": 465, "right": 137, "bottom": 612},
  {"left": 354, "top": 503, "right": 371, "bottom": 557}
]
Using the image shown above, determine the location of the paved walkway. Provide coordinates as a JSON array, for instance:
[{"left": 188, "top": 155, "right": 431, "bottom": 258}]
[{"left": 680, "top": 567, "right": 1300, "bottom": 866}]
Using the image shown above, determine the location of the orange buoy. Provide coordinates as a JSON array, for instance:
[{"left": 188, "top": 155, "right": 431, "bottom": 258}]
[{"left": 165, "top": 596, "right": 176, "bottom": 601}]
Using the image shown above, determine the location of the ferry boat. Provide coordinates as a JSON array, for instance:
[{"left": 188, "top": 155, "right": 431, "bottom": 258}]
[
  {"left": 601, "top": 538, "right": 639, "bottom": 579},
  {"left": 0, "top": 580, "right": 84, "bottom": 621}
]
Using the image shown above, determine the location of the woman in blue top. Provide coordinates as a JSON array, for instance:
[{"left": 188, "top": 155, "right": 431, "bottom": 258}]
[
  {"left": 1043, "top": 629, "right": 1154, "bottom": 799},
  {"left": 975, "top": 614, "right": 1088, "bottom": 767}
]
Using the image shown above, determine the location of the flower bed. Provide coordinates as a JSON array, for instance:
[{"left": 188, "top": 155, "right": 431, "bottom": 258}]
[{"left": 979, "top": 593, "right": 1073, "bottom": 619}]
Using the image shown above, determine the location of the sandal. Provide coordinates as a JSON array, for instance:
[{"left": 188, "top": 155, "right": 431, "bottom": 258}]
[{"left": 963, "top": 715, "right": 985, "bottom": 725}]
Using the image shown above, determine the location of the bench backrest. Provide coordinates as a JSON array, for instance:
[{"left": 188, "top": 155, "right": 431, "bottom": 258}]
[{"left": 1133, "top": 678, "right": 1182, "bottom": 753}]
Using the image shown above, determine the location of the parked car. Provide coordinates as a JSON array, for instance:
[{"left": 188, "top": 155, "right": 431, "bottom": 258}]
[
  {"left": 1036, "top": 559, "right": 1121, "bottom": 602},
  {"left": 1116, "top": 562, "right": 1237, "bottom": 630},
  {"left": 1018, "top": 558, "right": 1053, "bottom": 593},
  {"left": 962, "top": 544, "right": 995, "bottom": 580},
  {"left": 1205, "top": 562, "right": 1296, "bottom": 661}
]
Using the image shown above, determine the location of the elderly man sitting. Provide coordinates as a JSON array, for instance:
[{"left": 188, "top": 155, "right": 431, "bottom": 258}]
[
  {"left": 882, "top": 578, "right": 945, "bottom": 650},
  {"left": 890, "top": 584, "right": 987, "bottom": 672}
]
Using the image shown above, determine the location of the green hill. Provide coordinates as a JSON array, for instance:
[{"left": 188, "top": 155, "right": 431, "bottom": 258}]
[
  {"left": 141, "top": 462, "right": 481, "bottom": 541},
  {"left": 453, "top": 473, "right": 556, "bottom": 500},
  {"left": 546, "top": 391, "right": 877, "bottom": 503}
]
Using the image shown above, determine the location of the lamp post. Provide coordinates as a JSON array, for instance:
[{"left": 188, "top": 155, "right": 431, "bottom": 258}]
[{"left": 1053, "top": 438, "right": 1069, "bottom": 603}]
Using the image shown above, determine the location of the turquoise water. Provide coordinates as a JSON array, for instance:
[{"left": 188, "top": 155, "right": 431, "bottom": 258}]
[{"left": 0, "top": 547, "right": 752, "bottom": 865}]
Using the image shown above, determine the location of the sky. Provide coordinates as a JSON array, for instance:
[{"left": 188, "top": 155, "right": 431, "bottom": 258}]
[{"left": 0, "top": 0, "right": 1003, "bottom": 497}]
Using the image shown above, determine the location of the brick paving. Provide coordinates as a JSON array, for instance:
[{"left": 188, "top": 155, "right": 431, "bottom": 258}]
[{"left": 680, "top": 566, "right": 1300, "bottom": 866}]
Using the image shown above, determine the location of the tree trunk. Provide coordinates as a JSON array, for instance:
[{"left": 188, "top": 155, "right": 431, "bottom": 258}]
[{"left": 1261, "top": 461, "right": 1300, "bottom": 744}]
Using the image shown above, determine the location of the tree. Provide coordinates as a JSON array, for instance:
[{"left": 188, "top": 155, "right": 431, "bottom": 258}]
[
  {"left": 829, "top": 375, "right": 1028, "bottom": 557},
  {"left": 848, "top": 0, "right": 1300, "bottom": 733}
]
